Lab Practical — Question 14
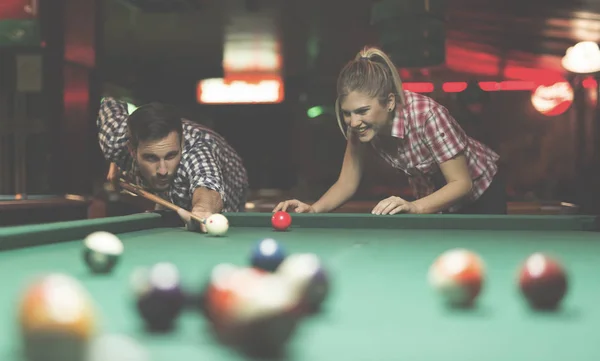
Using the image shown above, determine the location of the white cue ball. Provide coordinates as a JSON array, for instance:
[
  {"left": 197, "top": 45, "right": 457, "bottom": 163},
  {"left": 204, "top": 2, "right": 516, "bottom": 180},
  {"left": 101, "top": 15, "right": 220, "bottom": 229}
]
[{"left": 205, "top": 214, "right": 229, "bottom": 236}]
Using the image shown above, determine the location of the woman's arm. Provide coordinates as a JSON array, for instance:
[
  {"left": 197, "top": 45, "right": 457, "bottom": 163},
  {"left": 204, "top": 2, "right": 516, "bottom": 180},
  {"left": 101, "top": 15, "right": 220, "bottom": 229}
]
[
  {"left": 372, "top": 106, "right": 473, "bottom": 215},
  {"left": 273, "top": 134, "right": 365, "bottom": 213},
  {"left": 412, "top": 153, "right": 472, "bottom": 214},
  {"left": 311, "top": 134, "right": 365, "bottom": 212}
]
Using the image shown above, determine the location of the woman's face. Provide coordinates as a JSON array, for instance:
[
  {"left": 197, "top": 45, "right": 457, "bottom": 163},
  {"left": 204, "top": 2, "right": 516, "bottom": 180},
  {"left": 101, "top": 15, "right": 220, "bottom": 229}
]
[{"left": 340, "top": 91, "right": 393, "bottom": 142}]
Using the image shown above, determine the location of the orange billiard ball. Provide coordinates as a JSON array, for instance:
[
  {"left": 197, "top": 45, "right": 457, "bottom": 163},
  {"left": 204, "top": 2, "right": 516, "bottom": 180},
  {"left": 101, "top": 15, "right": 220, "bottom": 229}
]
[
  {"left": 428, "top": 248, "right": 485, "bottom": 307},
  {"left": 271, "top": 211, "right": 291, "bottom": 231},
  {"left": 19, "top": 273, "right": 97, "bottom": 361}
]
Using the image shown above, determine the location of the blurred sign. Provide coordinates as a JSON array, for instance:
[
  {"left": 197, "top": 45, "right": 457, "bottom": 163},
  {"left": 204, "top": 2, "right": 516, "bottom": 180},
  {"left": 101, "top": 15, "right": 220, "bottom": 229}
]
[
  {"left": 197, "top": 75, "right": 284, "bottom": 104},
  {"left": 0, "top": 0, "right": 36, "bottom": 19},
  {"left": 16, "top": 54, "right": 42, "bottom": 92},
  {"left": 198, "top": 3, "right": 284, "bottom": 104},
  {"left": 0, "top": 19, "right": 40, "bottom": 47},
  {"left": 531, "top": 81, "right": 574, "bottom": 116}
]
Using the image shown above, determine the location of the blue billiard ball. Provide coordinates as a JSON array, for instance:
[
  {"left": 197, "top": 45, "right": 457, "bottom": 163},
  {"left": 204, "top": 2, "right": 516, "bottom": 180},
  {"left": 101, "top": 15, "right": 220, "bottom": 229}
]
[{"left": 251, "top": 238, "right": 286, "bottom": 272}]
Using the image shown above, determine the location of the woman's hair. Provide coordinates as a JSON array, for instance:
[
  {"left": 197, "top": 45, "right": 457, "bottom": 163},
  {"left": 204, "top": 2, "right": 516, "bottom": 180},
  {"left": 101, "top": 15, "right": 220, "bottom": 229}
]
[{"left": 335, "top": 47, "right": 405, "bottom": 138}]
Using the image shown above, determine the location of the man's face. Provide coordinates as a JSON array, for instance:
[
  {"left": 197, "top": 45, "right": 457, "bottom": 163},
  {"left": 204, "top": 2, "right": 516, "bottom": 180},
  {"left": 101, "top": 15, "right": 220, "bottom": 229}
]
[{"left": 134, "top": 131, "right": 182, "bottom": 191}]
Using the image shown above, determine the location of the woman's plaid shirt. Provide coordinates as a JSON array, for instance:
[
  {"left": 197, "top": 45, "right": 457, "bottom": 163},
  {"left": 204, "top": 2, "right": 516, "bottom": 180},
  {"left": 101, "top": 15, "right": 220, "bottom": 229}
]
[{"left": 369, "top": 91, "right": 500, "bottom": 212}]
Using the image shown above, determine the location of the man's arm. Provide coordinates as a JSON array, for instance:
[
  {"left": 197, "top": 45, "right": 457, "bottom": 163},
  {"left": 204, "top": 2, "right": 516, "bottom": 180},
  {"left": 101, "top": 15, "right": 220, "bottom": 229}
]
[
  {"left": 178, "top": 142, "right": 226, "bottom": 231},
  {"left": 191, "top": 187, "right": 224, "bottom": 215}
]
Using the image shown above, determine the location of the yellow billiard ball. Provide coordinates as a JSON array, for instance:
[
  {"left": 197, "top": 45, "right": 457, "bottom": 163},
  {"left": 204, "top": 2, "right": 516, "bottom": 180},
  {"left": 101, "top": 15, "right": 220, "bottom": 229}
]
[{"left": 18, "top": 273, "right": 97, "bottom": 361}]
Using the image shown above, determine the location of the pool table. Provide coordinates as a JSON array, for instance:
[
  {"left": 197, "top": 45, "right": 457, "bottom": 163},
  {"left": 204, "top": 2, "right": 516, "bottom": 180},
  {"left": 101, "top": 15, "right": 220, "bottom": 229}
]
[
  {"left": 1, "top": 211, "right": 599, "bottom": 361},
  {"left": 0, "top": 194, "right": 91, "bottom": 226}
]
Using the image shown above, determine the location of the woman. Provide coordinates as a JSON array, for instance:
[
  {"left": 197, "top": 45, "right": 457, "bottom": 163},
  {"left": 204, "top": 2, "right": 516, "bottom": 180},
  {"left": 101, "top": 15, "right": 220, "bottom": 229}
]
[{"left": 274, "top": 47, "right": 505, "bottom": 215}]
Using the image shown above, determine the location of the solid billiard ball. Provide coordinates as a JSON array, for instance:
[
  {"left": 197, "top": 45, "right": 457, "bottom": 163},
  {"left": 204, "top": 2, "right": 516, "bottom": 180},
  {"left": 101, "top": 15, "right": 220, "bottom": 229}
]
[
  {"left": 205, "top": 214, "right": 229, "bottom": 236},
  {"left": 83, "top": 231, "right": 124, "bottom": 273},
  {"left": 19, "top": 273, "right": 97, "bottom": 361},
  {"left": 251, "top": 238, "right": 286, "bottom": 272},
  {"left": 519, "top": 253, "right": 567, "bottom": 310},
  {"left": 271, "top": 211, "right": 291, "bottom": 231},
  {"left": 276, "top": 253, "right": 329, "bottom": 312},
  {"left": 428, "top": 248, "right": 485, "bottom": 307},
  {"left": 130, "top": 262, "right": 185, "bottom": 331}
]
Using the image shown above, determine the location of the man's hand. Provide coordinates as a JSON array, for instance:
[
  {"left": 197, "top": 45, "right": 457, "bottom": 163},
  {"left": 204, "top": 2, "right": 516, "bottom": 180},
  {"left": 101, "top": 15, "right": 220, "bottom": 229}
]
[
  {"left": 176, "top": 206, "right": 213, "bottom": 233},
  {"left": 107, "top": 162, "right": 120, "bottom": 186},
  {"left": 371, "top": 196, "right": 420, "bottom": 215}
]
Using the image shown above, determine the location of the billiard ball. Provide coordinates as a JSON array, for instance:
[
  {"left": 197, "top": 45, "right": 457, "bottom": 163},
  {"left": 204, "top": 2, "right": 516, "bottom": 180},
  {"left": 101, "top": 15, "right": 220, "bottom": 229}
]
[
  {"left": 224, "top": 272, "right": 299, "bottom": 354},
  {"left": 83, "top": 231, "right": 124, "bottom": 273},
  {"left": 204, "top": 266, "right": 268, "bottom": 344},
  {"left": 19, "top": 273, "right": 97, "bottom": 361},
  {"left": 202, "top": 263, "right": 241, "bottom": 322},
  {"left": 250, "top": 238, "right": 286, "bottom": 272},
  {"left": 205, "top": 214, "right": 229, "bottom": 236},
  {"left": 271, "top": 211, "right": 291, "bottom": 231},
  {"left": 428, "top": 248, "right": 485, "bottom": 307},
  {"left": 519, "top": 253, "right": 567, "bottom": 310},
  {"left": 130, "top": 262, "right": 185, "bottom": 331},
  {"left": 276, "top": 253, "right": 329, "bottom": 312}
]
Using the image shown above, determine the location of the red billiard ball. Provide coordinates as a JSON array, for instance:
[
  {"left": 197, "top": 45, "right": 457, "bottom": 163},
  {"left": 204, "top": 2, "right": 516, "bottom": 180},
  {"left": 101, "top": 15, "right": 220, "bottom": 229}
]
[
  {"left": 519, "top": 253, "right": 567, "bottom": 310},
  {"left": 271, "top": 211, "right": 291, "bottom": 231}
]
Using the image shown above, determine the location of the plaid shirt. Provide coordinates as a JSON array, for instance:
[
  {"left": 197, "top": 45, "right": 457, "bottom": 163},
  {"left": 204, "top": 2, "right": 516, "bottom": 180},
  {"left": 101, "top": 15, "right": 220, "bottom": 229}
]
[
  {"left": 370, "top": 91, "right": 499, "bottom": 212},
  {"left": 97, "top": 97, "right": 249, "bottom": 212}
]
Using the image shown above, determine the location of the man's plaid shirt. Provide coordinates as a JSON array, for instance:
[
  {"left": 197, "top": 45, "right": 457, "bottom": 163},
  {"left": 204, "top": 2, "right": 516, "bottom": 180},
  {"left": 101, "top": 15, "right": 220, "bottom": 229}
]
[{"left": 97, "top": 97, "right": 249, "bottom": 212}]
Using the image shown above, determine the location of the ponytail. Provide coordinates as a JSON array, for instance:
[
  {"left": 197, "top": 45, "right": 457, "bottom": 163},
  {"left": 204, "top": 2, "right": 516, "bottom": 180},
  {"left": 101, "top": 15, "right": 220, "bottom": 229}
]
[{"left": 335, "top": 47, "right": 405, "bottom": 138}]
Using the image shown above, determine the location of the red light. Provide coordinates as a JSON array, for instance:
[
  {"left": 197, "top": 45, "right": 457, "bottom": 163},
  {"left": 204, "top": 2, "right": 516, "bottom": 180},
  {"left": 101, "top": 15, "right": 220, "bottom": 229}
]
[
  {"left": 582, "top": 78, "right": 597, "bottom": 89},
  {"left": 403, "top": 82, "right": 434, "bottom": 93},
  {"left": 478, "top": 81, "right": 536, "bottom": 91},
  {"left": 443, "top": 82, "right": 468, "bottom": 92}
]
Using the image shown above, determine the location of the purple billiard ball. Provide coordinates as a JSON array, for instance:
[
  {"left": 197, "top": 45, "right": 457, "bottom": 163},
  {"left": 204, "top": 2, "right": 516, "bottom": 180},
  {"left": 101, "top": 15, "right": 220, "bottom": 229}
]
[{"left": 130, "top": 262, "right": 185, "bottom": 331}]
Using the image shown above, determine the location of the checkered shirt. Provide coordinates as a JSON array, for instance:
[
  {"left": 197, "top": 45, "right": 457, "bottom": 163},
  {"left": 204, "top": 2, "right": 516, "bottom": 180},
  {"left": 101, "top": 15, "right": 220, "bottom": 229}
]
[
  {"left": 369, "top": 91, "right": 499, "bottom": 212},
  {"left": 97, "top": 97, "right": 249, "bottom": 212}
]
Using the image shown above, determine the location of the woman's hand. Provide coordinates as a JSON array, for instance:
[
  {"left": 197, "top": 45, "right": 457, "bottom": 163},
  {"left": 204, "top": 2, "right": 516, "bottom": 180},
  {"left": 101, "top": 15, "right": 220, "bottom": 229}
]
[
  {"left": 371, "top": 196, "right": 420, "bottom": 215},
  {"left": 273, "top": 199, "right": 316, "bottom": 213}
]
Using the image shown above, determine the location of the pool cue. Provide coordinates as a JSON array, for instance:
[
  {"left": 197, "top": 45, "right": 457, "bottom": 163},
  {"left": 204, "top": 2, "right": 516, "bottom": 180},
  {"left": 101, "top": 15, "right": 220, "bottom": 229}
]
[{"left": 118, "top": 179, "right": 205, "bottom": 225}]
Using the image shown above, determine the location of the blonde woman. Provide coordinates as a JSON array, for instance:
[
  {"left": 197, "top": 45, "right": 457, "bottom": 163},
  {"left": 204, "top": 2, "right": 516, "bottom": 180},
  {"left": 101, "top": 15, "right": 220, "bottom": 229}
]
[{"left": 274, "top": 47, "right": 505, "bottom": 215}]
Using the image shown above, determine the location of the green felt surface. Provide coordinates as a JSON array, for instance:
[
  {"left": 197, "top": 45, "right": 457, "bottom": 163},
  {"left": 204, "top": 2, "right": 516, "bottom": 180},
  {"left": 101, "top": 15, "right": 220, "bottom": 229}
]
[{"left": 0, "top": 213, "right": 599, "bottom": 360}]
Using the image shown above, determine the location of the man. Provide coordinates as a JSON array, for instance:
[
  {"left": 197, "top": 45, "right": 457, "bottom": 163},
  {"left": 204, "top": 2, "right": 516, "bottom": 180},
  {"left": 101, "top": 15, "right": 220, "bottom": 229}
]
[{"left": 97, "top": 97, "right": 249, "bottom": 231}]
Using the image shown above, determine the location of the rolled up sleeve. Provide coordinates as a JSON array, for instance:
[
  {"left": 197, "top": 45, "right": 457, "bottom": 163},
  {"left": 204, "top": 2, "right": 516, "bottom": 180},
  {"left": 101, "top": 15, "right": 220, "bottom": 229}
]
[
  {"left": 97, "top": 97, "right": 131, "bottom": 168},
  {"left": 185, "top": 143, "right": 226, "bottom": 205},
  {"left": 421, "top": 106, "right": 468, "bottom": 164}
]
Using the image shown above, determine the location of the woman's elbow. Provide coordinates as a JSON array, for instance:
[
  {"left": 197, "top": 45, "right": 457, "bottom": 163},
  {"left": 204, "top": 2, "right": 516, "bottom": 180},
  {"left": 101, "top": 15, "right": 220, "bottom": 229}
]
[{"left": 461, "top": 178, "right": 473, "bottom": 198}]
